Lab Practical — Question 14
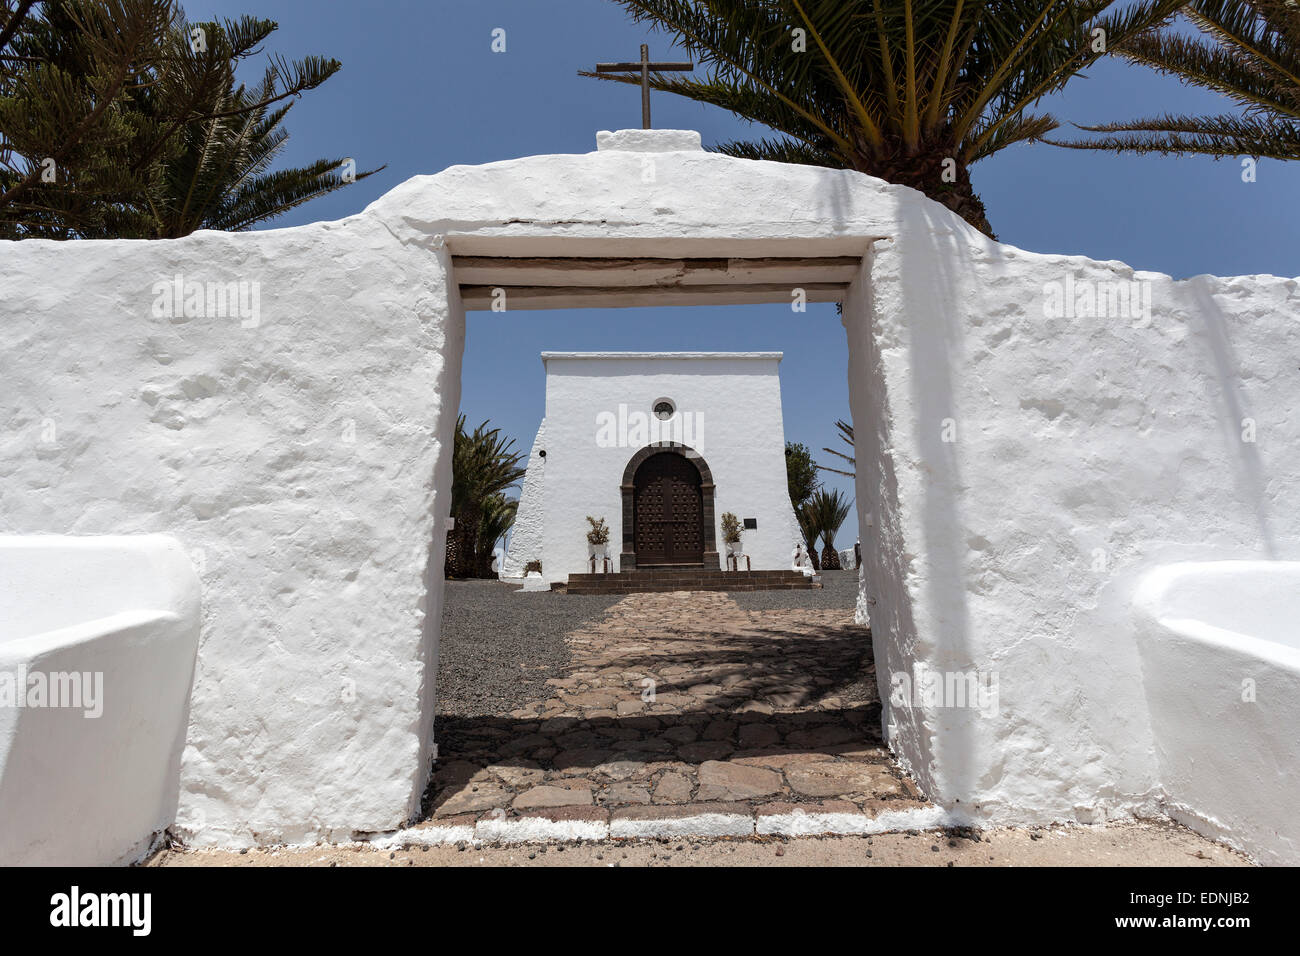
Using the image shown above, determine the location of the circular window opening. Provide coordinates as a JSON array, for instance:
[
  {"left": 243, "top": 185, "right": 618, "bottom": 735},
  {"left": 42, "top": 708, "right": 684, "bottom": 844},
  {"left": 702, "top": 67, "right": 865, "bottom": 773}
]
[{"left": 653, "top": 399, "right": 676, "bottom": 420}]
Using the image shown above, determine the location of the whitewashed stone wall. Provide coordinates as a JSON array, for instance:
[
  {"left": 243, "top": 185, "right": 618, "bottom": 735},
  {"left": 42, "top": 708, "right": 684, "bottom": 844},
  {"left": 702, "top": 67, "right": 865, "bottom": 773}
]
[
  {"left": 0, "top": 535, "right": 200, "bottom": 865},
  {"left": 1, "top": 219, "right": 465, "bottom": 846},
  {"left": 505, "top": 352, "right": 801, "bottom": 583},
  {"left": 849, "top": 226, "right": 1300, "bottom": 827},
  {"left": 500, "top": 418, "right": 546, "bottom": 579},
  {"left": 2, "top": 128, "right": 1297, "bottom": 849}
]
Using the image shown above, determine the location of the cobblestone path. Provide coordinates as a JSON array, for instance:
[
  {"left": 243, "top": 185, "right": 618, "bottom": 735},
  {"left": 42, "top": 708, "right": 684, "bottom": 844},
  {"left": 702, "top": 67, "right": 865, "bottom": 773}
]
[{"left": 421, "top": 590, "right": 928, "bottom": 838}]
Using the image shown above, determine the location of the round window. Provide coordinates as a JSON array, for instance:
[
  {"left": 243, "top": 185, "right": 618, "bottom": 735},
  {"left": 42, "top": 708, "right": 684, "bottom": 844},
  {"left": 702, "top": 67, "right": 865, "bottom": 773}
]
[{"left": 653, "top": 399, "right": 676, "bottom": 420}]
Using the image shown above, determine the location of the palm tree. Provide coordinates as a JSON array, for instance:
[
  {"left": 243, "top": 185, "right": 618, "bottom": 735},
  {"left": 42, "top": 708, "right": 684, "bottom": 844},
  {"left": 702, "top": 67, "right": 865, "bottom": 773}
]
[
  {"left": 1054, "top": 1, "right": 1300, "bottom": 160},
  {"left": 585, "top": 0, "right": 1184, "bottom": 236},
  {"left": 785, "top": 440, "right": 821, "bottom": 508},
  {"left": 0, "top": 0, "right": 176, "bottom": 238},
  {"left": 818, "top": 419, "right": 855, "bottom": 479},
  {"left": 445, "top": 416, "right": 527, "bottom": 579},
  {"left": 131, "top": 75, "right": 377, "bottom": 238},
  {"left": 0, "top": 4, "right": 376, "bottom": 239},
  {"left": 809, "top": 488, "right": 853, "bottom": 570},
  {"left": 122, "top": 16, "right": 382, "bottom": 238}
]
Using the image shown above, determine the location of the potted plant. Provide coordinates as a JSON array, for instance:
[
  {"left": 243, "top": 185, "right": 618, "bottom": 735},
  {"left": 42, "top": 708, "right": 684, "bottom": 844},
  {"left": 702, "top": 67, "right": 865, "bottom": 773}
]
[
  {"left": 519, "top": 558, "right": 549, "bottom": 592},
  {"left": 590, "top": 512, "right": 608, "bottom": 556},
  {"left": 587, "top": 520, "right": 611, "bottom": 572},
  {"left": 720, "top": 512, "right": 743, "bottom": 556}
]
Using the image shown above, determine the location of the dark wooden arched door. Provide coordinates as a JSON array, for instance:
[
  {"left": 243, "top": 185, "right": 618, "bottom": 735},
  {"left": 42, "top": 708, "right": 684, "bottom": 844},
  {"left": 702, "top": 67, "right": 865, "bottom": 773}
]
[{"left": 633, "top": 451, "right": 705, "bottom": 567}]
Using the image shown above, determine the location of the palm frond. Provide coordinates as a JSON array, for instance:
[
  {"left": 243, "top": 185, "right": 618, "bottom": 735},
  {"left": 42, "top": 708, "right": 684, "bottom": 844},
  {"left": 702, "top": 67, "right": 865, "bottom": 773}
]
[
  {"left": 1052, "top": 112, "right": 1300, "bottom": 159},
  {"left": 816, "top": 418, "right": 856, "bottom": 477},
  {"left": 0, "top": 2, "right": 371, "bottom": 237},
  {"left": 591, "top": 1, "right": 1185, "bottom": 236},
  {"left": 1059, "top": 0, "right": 1300, "bottom": 160}
]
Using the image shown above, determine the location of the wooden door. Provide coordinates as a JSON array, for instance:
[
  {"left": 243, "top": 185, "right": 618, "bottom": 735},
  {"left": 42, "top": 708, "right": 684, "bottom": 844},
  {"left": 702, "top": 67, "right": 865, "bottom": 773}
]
[{"left": 633, "top": 452, "right": 704, "bottom": 566}]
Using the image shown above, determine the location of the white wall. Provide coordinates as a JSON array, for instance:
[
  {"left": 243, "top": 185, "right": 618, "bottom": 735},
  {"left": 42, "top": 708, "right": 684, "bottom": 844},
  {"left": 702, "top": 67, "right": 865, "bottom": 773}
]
[
  {"left": 2, "top": 128, "right": 1297, "bottom": 850},
  {"left": 508, "top": 353, "right": 801, "bottom": 583},
  {"left": 0, "top": 535, "right": 200, "bottom": 865},
  {"left": 1133, "top": 562, "right": 1300, "bottom": 865},
  {"left": 500, "top": 418, "right": 546, "bottom": 578},
  {"left": 0, "top": 219, "right": 463, "bottom": 847},
  {"left": 857, "top": 212, "right": 1300, "bottom": 826}
]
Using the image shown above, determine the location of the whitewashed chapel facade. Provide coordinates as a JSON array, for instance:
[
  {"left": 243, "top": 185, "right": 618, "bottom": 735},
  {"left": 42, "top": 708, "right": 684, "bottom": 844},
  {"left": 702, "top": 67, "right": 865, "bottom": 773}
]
[{"left": 502, "top": 352, "right": 802, "bottom": 584}]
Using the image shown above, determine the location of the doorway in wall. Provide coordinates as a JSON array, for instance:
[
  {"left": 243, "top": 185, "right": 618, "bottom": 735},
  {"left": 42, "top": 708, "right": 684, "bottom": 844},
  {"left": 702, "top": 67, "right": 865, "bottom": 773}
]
[
  {"left": 630, "top": 448, "right": 707, "bottom": 568},
  {"left": 420, "top": 251, "right": 913, "bottom": 834}
]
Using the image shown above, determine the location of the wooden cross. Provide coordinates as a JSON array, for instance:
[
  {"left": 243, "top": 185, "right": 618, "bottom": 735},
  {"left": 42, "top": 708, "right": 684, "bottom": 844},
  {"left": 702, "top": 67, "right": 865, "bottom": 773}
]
[{"left": 593, "top": 44, "right": 693, "bottom": 130}]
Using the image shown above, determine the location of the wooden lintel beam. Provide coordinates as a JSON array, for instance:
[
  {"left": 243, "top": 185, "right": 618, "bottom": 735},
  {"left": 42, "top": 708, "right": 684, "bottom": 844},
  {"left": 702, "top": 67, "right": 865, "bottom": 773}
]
[
  {"left": 458, "top": 282, "right": 847, "bottom": 311},
  {"left": 451, "top": 256, "right": 862, "bottom": 288}
]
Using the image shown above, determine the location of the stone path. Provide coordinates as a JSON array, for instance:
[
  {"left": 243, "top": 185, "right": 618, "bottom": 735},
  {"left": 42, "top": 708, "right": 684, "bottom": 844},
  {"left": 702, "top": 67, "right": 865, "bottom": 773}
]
[{"left": 420, "top": 590, "right": 929, "bottom": 841}]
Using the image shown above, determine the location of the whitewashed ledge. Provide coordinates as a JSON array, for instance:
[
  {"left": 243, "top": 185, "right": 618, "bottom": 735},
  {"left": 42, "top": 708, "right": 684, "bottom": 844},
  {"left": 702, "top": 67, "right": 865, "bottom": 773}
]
[
  {"left": 360, "top": 803, "right": 971, "bottom": 848},
  {"left": 595, "top": 128, "right": 703, "bottom": 152}
]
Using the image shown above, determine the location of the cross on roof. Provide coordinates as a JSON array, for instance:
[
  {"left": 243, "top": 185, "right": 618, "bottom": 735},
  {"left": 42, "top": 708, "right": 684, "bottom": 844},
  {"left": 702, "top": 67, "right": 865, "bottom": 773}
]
[{"left": 591, "top": 44, "right": 693, "bottom": 130}]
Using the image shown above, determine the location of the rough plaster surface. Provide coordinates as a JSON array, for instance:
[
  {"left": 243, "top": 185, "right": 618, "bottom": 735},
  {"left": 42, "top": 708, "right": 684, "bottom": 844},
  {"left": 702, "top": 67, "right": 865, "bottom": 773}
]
[
  {"left": 608, "top": 810, "right": 754, "bottom": 840},
  {"left": 500, "top": 418, "right": 546, "bottom": 579},
  {"left": 854, "top": 227, "right": 1300, "bottom": 839},
  {"left": 361, "top": 801, "right": 964, "bottom": 847},
  {"left": 475, "top": 813, "right": 609, "bottom": 845},
  {"left": 504, "top": 352, "right": 801, "bottom": 582},
  {"left": 2, "top": 128, "right": 1298, "bottom": 851},
  {"left": 1, "top": 217, "right": 464, "bottom": 846},
  {"left": 597, "top": 128, "right": 703, "bottom": 153}
]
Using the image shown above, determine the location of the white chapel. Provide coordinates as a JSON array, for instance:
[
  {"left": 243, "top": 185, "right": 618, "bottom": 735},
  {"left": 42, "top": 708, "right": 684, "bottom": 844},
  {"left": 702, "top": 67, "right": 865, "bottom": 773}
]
[{"left": 502, "top": 352, "right": 803, "bottom": 584}]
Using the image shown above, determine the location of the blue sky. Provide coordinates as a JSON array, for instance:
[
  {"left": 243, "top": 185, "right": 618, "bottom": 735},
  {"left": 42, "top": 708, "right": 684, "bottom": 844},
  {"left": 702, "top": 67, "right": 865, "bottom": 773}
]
[{"left": 194, "top": 0, "right": 1300, "bottom": 549}]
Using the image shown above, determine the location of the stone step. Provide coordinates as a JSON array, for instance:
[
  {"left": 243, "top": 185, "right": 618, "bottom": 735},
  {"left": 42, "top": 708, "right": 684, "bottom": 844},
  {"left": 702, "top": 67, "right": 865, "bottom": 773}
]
[
  {"left": 574, "top": 570, "right": 808, "bottom": 581},
  {"left": 562, "top": 568, "right": 819, "bottom": 594}
]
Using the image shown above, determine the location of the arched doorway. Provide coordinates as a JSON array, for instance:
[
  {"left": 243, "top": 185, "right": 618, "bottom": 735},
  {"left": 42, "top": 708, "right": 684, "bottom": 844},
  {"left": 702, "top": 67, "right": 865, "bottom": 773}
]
[
  {"left": 620, "top": 443, "right": 718, "bottom": 570},
  {"left": 634, "top": 452, "right": 703, "bottom": 566}
]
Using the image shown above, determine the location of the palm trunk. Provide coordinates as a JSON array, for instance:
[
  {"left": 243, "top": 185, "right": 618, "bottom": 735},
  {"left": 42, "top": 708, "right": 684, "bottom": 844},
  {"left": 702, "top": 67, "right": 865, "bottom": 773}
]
[
  {"left": 442, "top": 534, "right": 461, "bottom": 579},
  {"left": 459, "top": 506, "right": 480, "bottom": 578},
  {"left": 807, "top": 545, "right": 821, "bottom": 572},
  {"left": 864, "top": 149, "right": 995, "bottom": 240},
  {"left": 821, "top": 544, "right": 841, "bottom": 571},
  {"left": 444, "top": 504, "right": 481, "bottom": 578},
  {"left": 474, "top": 541, "right": 497, "bottom": 578},
  {"left": 925, "top": 174, "right": 995, "bottom": 240}
]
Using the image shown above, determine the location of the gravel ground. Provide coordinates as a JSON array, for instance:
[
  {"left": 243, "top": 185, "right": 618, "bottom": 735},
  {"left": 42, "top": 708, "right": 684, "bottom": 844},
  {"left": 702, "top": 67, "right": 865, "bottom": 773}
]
[
  {"left": 436, "top": 580, "right": 620, "bottom": 717},
  {"left": 729, "top": 568, "right": 860, "bottom": 611}
]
